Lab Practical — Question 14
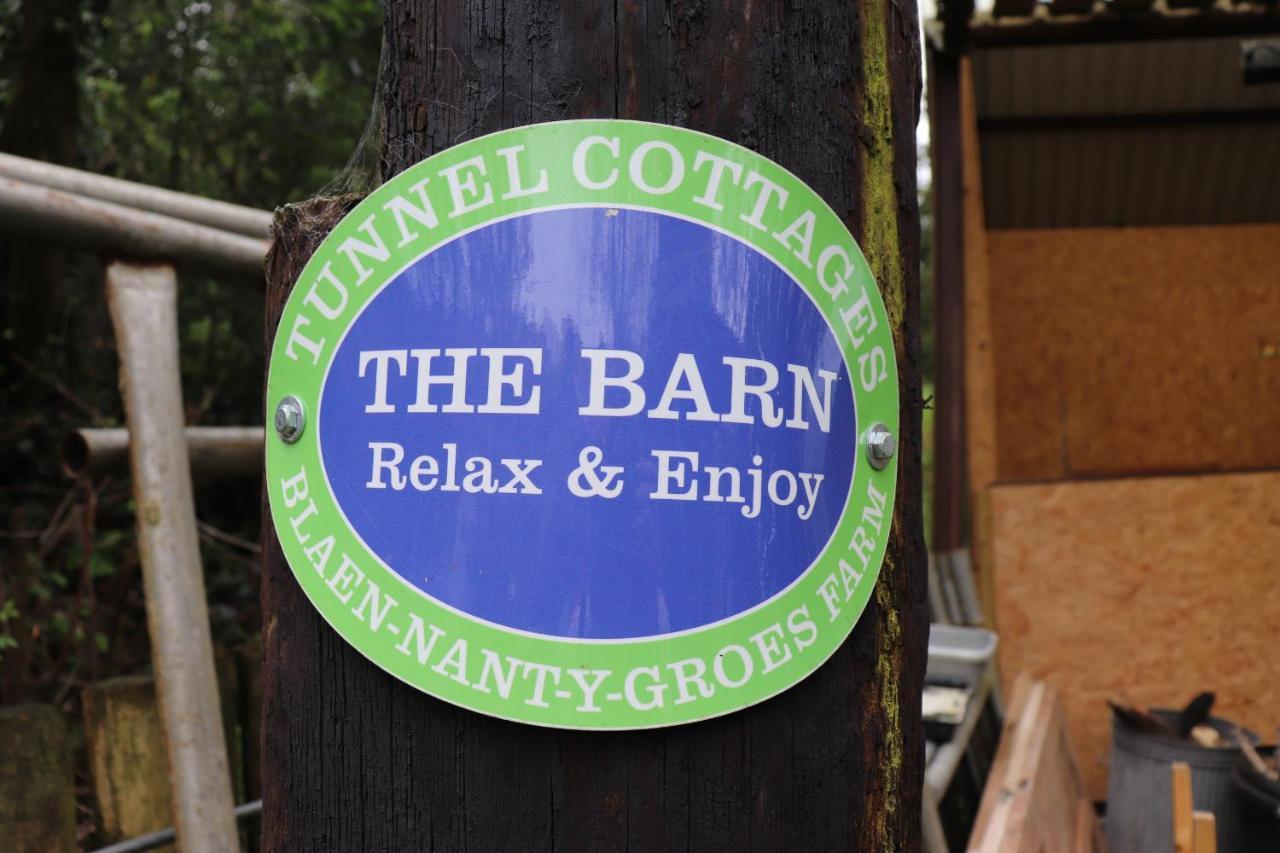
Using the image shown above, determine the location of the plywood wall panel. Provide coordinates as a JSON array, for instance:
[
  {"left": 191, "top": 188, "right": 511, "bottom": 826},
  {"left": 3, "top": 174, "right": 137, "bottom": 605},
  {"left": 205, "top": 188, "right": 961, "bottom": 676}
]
[
  {"left": 990, "top": 472, "right": 1280, "bottom": 799},
  {"left": 986, "top": 224, "right": 1280, "bottom": 481}
]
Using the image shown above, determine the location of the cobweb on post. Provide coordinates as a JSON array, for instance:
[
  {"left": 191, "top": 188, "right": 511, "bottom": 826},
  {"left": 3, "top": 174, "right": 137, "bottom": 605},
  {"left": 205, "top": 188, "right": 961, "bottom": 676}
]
[
  {"left": 314, "top": 34, "right": 389, "bottom": 201},
  {"left": 270, "top": 36, "right": 389, "bottom": 258}
]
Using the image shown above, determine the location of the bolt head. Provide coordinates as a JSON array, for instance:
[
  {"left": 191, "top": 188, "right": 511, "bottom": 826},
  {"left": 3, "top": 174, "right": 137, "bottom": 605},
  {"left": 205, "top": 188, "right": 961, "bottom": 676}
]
[
  {"left": 274, "top": 396, "right": 305, "bottom": 444},
  {"left": 866, "top": 423, "right": 896, "bottom": 470}
]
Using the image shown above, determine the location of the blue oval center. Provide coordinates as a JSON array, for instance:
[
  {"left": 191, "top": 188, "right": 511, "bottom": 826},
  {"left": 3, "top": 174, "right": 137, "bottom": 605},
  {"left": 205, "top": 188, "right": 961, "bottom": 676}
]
[{"left": 318, "top": 207, "right": 855, "bottom": 639}]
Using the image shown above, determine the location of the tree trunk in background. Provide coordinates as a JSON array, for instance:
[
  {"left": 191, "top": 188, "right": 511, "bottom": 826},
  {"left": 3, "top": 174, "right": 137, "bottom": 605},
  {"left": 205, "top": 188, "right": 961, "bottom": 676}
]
[
  {"left": 0, "top": 0, "right": 80, "bottom": 362},
  {"left": 262, "top": 1, "right": 927, "bottom": 849}
]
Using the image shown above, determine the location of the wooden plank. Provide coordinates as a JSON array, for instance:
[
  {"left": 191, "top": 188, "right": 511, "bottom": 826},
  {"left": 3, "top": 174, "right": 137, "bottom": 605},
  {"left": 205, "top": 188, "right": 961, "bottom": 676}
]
[
  {"left": 0, "top": 704, "right": 76, "bottom": 853},
  {"left": 991, "top": 472, "right": 1280, "bottom": 799},
  {"left": 1028, "top": 698, "right": 1083, "bottom": 853},
  {"left": 968, "top": 675, "right": 1036, "bottom": 851},
  {"left": 1004, "top": 684, "right": 1057, "bottom": 852},
  {"left": 1192, "top": 811, "right": 1216, "bottom": 853},
  {"left": 985, "top": 224, "right": 1280, "bottom": 481},
  {"left": 1172, "top": 762, "right": 1194, "bottom": 853},
  {"left": 969, "top": 676, "right": 1098, "bottom": 853},
  {"left": 1073, "top": 799, "right": 1101, "bottom": 853}
]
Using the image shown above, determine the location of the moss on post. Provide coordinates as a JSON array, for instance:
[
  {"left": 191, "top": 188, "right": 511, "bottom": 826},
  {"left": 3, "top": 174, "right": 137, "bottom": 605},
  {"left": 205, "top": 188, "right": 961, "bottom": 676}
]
[
  {"left": 82, "top": 675, "right": 175, "bottom": 844},
  {"left": 0, "top": 703, "right": 77, "bottom": 853}
]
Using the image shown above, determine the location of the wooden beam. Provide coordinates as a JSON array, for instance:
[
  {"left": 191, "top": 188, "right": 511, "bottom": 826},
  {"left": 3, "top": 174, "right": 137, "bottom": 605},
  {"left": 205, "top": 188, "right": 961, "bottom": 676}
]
[
  {"left": 959, "top": 55, "right": 999, "bottom": 622},
  {"left": 960, "top": 57, "right": 997, "bottom": 497},
  {"left": 970, "top": 9, "right": 1280, "bottom": 48},
  {"left": 927, "top": 48, "right": 968, "bottom": 553}
]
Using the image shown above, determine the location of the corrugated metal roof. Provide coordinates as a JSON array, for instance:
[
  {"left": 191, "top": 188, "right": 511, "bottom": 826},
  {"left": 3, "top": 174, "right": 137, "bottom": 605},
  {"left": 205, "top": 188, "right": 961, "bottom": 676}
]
[{"left": 972, "top": 36, "right": 1280, "bottom": 227}]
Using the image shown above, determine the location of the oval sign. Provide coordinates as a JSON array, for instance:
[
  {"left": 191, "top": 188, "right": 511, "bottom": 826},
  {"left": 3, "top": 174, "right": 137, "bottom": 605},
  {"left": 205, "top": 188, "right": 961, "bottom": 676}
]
[{"left": 266, "top": 120, "right": 898, "bottom": 730}]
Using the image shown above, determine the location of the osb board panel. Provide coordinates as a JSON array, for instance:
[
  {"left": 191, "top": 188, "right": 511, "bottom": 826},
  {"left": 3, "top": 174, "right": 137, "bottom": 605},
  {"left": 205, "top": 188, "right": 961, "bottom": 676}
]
[
  {"left": 990, "top": 472, "right": 1280, "bottom": 800},
  {"left": 985, "top": 224, "right": 1280, "bottom": 481}
]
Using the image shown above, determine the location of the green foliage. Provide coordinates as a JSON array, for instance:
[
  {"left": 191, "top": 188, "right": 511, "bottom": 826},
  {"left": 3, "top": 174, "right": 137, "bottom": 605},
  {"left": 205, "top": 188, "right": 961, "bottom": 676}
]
[
  {"left": 0, "top": 599, "right": 19, "bottom": 657},
  {"left": 0, "top": 0, "right": 382, "bottom": 705},
  {"left": 80, "top": 0, "right": 383, "bottom": 207}
]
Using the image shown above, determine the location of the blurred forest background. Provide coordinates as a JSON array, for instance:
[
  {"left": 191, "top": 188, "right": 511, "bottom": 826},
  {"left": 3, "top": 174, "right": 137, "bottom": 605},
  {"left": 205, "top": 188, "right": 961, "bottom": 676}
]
[{"left": 0, "top": 0, "right": 383, "bottom": 712}]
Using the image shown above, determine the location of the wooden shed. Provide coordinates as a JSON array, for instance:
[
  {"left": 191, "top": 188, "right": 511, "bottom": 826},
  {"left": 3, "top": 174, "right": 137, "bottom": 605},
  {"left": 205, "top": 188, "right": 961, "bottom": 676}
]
[{"left": 927, "top": 0, "right": 1280, "bottom": 798}]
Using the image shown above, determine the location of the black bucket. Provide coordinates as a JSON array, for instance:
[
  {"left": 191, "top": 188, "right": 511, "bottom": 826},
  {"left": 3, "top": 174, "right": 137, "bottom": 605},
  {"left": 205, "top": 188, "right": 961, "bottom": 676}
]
[
  {"left": 1105, "top": 711, "right": 1255, "bottom": 853},
  {"left": 1233, "top": 746, "right": 1280, "bottom": 852}
]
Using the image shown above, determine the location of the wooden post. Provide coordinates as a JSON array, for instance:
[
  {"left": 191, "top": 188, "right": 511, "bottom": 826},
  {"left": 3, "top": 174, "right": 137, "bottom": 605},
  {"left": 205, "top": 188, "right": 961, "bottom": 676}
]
[
  {"left": 1191, "top": 811, "right": 1216, "bottom": 853},
  {"left": 0, "top": 704, "right": 76, "bottom": 853},
  {"left": 83, "top": 675, "right": 174, "bottom": 845},
  {"left": 1172, "top": 761, "right": 1195, "bottom": 853},
  {"left": 262, "top": 3, "right": 926, "bottom": 849},
  {"left": 84, "top": 671, "right": 246, "bottom": 850},
  {"left": 927, "top": 47, "right": 967, "bottom": 556},
  {"left": 106, "top": 261, "right": 239, "bottom": 852},
  {"left": 957, "top": 56, "right": 999, "bottom": 624}
]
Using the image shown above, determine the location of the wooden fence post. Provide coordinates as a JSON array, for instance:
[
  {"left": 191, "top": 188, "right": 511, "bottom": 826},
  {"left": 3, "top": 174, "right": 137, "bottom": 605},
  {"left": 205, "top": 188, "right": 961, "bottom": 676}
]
[
  {"left": 0, "top": 704, "right": 76, "bottom": 853},
  {"left": 106, "top": 260, "right": 239, "bottom": 852},
  {"left": 262, "top": 2, "right": 926, "bottom": 848},
  {"left": 83, "top": 675, "right": 174, "bottom": 845}
]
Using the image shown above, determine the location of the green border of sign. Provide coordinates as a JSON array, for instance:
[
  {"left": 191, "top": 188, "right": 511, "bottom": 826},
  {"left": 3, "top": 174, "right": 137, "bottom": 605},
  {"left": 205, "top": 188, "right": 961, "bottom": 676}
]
[{"left": 265, "top": 120, "right": 898, "bottom": 730}]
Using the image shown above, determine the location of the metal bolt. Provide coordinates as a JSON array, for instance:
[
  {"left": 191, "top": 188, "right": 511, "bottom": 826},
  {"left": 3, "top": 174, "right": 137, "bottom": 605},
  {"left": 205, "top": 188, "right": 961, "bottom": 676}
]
[
  {"left": 274, "top": 396, "right": 305, "bottom": 444},
  {"left": 865, "top": 422, "right": 896, "bottom": 470}
]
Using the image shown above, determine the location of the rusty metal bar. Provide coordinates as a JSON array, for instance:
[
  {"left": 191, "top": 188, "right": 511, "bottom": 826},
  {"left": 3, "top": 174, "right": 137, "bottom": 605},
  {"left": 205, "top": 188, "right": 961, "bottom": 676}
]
[
  {"left": 63, "top": 427, "right": 263, "bottom": 482},
  {"left": 0, "top": 177, "right": 266, "bottom": 275},
  {"left": 90, "top": 801, "right": 262, "bottom": 853},
  {"left": 0, "top": 152, "right": 272, "bottom": 238},
  {"left": 105, "top": 260, "right": 238, "bottom": 853}
]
